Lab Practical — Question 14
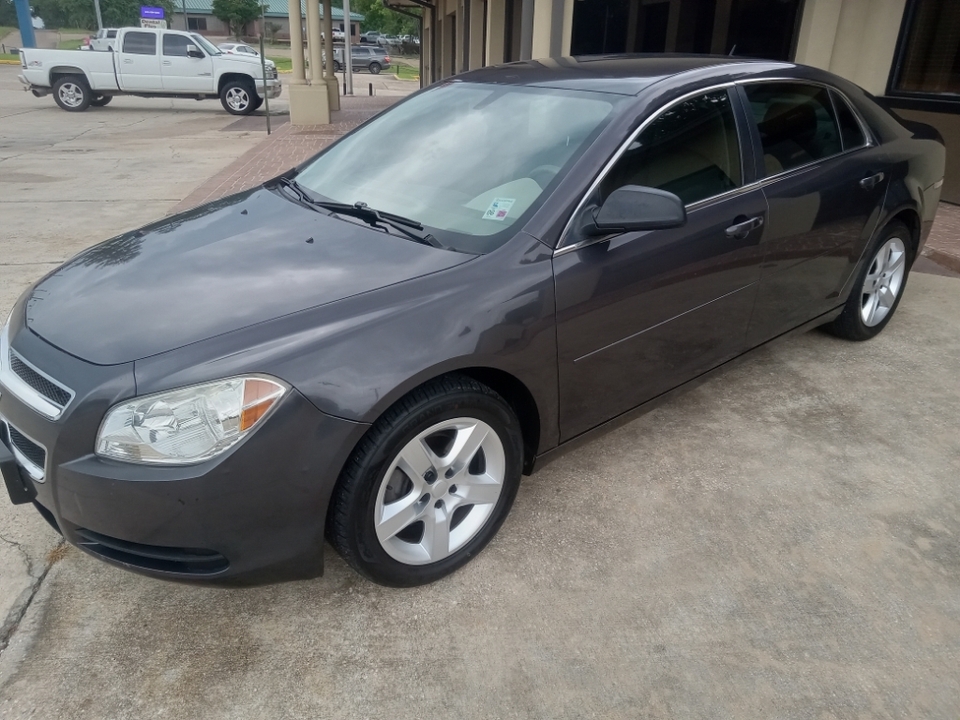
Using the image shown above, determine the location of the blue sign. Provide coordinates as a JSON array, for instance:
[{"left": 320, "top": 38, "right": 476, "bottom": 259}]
[{"left": 140, "top": 5, "right": 165, "bottom": 18}]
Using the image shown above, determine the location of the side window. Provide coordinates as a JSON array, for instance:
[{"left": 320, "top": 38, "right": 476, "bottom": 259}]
[
  {"left": 744, "top": 82, "right": 842, "bottom": 176},
  {"left": 162, "top": 34, "right": 192, "bottom": 57},
  {"left": 831, "top": 90, "right": 867, "bottom": 151},
  {"left": 122, "top": 31, "right": 157, "bottom": 56},
  {"left": 600, "top": 90, "right": 742, "bottom": 206}
]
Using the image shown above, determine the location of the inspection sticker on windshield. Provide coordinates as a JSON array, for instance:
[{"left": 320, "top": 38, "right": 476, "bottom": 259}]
[{"left": 482, "top": 198, "right": 515, "bottom": 221}]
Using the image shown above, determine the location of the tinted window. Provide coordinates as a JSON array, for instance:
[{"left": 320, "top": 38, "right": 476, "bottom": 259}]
[
  {"left": 892, "top": 0, "right": 960, "bottom": 95},
  {"left": 107, "top": 30, "right": 117, "bottom": 38},
  {"left": 831, "top": 91, "right": 867, "bottom": 151},
  {"left": 745, "top": 83, "right": 842, "bottom": 176},
  {"left": 122, "top": 31, "right": 157, "bottom": 55},
  {"left": 600, "top": 90, "right": 742, "bottom": 206},
  {"left": 162, "top": 34, "right": 192, "bottom": 57}
]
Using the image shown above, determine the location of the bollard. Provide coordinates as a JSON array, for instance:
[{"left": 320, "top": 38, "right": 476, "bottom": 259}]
[{"left": 368, "top": 83, "right": 373, "bottom": 96}]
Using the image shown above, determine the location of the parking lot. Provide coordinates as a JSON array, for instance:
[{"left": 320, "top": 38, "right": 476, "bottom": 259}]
[{"left": 2, "top": 62, "right": 960, "bottom": 719}]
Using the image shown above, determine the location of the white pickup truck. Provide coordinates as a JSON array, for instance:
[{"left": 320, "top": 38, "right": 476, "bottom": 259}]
[{"left": 19, "top": 27, "right": 281, "bottom": 115}]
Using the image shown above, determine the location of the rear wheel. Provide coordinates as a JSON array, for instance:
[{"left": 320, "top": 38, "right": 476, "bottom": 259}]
[
  {"left": 333, "top": 60, "right": 342, "bottom": 72},
  {"left": 90, "top": 94, "right": 112, "bottom": 107},
  {"left": 219, "top": 80, "right": 256, "bottom": 115},
  {"left": 369, "top": 62, "right": 382, "bottom": 74},
  {"left": 825, "top": 220, "right": 912, "bottom": 341},
  {"left": 53, "top": 76, "right": 91, "bottom": 112},
  {"left": 328, "top": 375, "right": 523, "bottom": 587}
]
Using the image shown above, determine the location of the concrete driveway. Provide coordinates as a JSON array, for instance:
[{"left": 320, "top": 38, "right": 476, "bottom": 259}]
[{"left": 2, "top": 64, "right": 960, "bottom": 719}]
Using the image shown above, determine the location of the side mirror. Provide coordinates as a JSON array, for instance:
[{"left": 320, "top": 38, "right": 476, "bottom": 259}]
[
  {"left": 586, "top": 185, "right": 686, "bottom": 236},
  {"left": 186, "top": 45, "right": 204, "bottom": 59}
]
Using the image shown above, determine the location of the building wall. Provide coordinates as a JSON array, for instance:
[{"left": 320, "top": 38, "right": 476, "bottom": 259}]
[{"left": 793, "top": 0, "right": 907, "bottom": 96}]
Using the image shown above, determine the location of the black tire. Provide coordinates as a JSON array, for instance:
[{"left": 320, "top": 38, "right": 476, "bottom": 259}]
[
  {"left": 328, "top": 374, "right": 524, "bottom": 587},
  {"left": 333, "top": 60, "right": 342, "bottom": 72},
  {"left": 825, "top": 220, "right": 914, "bottom": 341},
  {"left": 219, "top": 79, "right": 256, "bottom": 115},
  {"left": 90, "top": 94, "right": 112, "bottom": 107},
  {"left": 52, "top": 75, "right": 92, "bottom": 112},
  {"left": 369, "top": 62, "right": 382, "bottom": 75},
  {"left": 252, "top": 96, "right": 264, "bottom": 110}
]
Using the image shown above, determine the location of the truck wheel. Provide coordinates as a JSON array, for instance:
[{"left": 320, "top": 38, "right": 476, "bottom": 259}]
[
  {"left": 220, "top": 80, "right": 256, "bottom": 116},
  {"left": 369, "top": 62, "right": 382, "bottom": 75},
  {"left": 334, "top": 60, "right": 342, "bottom": 72},
  {"left": 90, "top": 94, "right": 112, "bottom": 107},
  {"left": 53, "top": 76, "right": 92, "bottom": 112},
  {"left": 252, "top": 96, "right": 264, "bottom": 111}
]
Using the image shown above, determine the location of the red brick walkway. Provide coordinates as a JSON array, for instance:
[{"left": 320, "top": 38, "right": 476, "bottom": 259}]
[{"left": 174, "top": 100, "right": 960, "bottom": 276}]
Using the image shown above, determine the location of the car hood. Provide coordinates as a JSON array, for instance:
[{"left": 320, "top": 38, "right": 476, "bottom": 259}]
[
  {"left": 219, "top": 53, "right": 275, "bottom": 70},
  {"left": 25, "top": 187, "right": 473, "bottom": 365}
]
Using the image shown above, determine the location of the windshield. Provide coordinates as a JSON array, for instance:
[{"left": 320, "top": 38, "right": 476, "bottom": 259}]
[
  {"left": 294, "top": 82, "right": 621, "bottom": 253},
  {"left": 191, "top": 33, "right": 221, "bottom": 55}
]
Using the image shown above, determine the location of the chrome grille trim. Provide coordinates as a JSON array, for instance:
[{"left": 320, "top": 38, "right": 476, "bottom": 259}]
[
  {"left": 0, "top": 326, "right": 75, "bottom": 419},
  {"left": 1, "top": 419, "right": 46, "bottom": 482}
]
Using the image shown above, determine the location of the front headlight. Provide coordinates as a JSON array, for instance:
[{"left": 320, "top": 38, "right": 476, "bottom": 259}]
[{"left": 96, "top": 376, "right": 287, "bottom": 465}]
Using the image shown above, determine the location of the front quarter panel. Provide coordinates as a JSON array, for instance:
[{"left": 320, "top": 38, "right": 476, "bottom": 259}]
[{"left": 134, "top": 232, "right": 560, "bottom": 457}]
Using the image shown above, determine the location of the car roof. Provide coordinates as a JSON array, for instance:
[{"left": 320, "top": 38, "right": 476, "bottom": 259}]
[{"left": 457, "top": 54, "right": 800, "bottom": 96}]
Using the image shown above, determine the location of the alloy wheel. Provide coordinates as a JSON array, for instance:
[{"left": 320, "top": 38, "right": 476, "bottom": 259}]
[
  {"left": 58, "top": 82, "right": 84, "bottom": 108},
  {"left": 226, "top": 87, "right": 250, "bottom": 112},
  {"left": 374, "top": 417, "right": 506, "bottom": 565},
  {"left": 861, "top": 237, "right": 906, "bottom": 327}
]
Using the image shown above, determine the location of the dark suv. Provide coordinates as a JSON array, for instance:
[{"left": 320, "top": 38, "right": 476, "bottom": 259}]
[{"left": 333, "top": 45, "right": 391, "bottom": 74}]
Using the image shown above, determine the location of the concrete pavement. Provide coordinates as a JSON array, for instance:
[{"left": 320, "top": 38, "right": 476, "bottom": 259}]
[
  {"left": 2, "top": 63, "right": 960, "bottom": 718},
  {"left": 0, "top": 63, "right": 269, "bottom": 654}
]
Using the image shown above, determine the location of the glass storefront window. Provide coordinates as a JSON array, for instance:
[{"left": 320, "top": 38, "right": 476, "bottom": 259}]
[{"left": 892, "top": 0, "right": 960, "bottom": 96}]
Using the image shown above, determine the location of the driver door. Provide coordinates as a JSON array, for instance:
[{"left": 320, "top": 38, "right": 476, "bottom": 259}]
[
  {"left": 160, "top": 32, "right": 214, "bottom": 93},
  {"left": 554, "top": 88, "right": 767, "bottom": 440}
]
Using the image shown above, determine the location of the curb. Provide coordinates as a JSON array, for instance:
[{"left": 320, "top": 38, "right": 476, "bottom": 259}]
[
  {"left": 922, "top": 247, "right": 960, "bottom": 275},
  {"left": 0, "top": 59, "right": 21, "bottom": 65}
]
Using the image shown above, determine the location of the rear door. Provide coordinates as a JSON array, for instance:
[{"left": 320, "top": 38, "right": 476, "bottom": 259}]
[
  {"left": 554, "top": 88, "right": 767, "bottom": 439},
  {"left": 740, "top": 81, "right": 888, "bottom": 342},
  {"left": 116, "top": 30, "right": 163, "bottom": 91},
  {"left": 352, "top": 47, "right": 369, "bottom": 69},
  {"left": 160, "top": 32, "right": 214, "bottom": 93}
]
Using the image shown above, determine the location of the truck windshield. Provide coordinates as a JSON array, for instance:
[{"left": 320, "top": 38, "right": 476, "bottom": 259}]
[
  {"left": 294, "top": 82, "right": 622, "bottom": 254},
  {"left": 190, "top": 34, "right": 221, "bottom": 55}
]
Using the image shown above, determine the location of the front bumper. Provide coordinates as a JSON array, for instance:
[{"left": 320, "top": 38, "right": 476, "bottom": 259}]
[
  {"left": 0, "top": 317, "right": 365, "bottom": 584},
  {"left": 257, "top": 77, "right": 282, "bottom": 100}
]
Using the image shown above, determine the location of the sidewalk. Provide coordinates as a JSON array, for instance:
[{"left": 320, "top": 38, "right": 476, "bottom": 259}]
[{"left": 174, "top": 100, "right": 960, "bottom": 276}]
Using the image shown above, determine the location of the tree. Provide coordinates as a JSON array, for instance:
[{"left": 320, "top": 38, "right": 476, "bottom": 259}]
[
  {"left": 336, "top": 0, "right": 419, "bottom": 36},
  {"left": 30, "top": 0, "right": 175, "bottom": 30},
  {"left": 212, "top": 0, "right": 261, "bottom": 38},
  {"left": 265, "top": 20, "right": 280, "bottom": 43}
]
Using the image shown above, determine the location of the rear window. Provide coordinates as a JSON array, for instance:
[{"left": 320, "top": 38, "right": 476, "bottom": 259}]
[
  {"left": 744, "top": 82, "right": 843, "bottom": 176},
  {"left": 831, "top": 91, "right": 867, "bottom": 151},
  {"left": 122, "top": 31, "right": 157, "bottom": 56}
]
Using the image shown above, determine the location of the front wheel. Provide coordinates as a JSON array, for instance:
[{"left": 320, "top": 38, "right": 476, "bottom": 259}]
[
  {"left": 53, "top": 75, "right": 91, "bottom": 111},
  {"left": 219, "top": 80, "right": 256, "bottom": 115},
  {"left": 369, "top": 62, "right": 382, "bottom": 75},
  {"left": 333, "top": 60, "right": 342, "bottom": 72},
  {"left": 328, "top": 375, "right": 523, "bottom": 587},
  {"left": 825, "top": 220, "right": 912, "bottom": 341},
  {"left": 90, "top": 94, "right": 112, "bottom": 107}
]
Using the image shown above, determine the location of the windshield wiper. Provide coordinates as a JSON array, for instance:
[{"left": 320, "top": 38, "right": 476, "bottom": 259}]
[
  {"left": 314, "top": 200, "right": 444, "bottom": 248},
  {"left": 273, "top": 179, "right": 442, "bottom": 248}
]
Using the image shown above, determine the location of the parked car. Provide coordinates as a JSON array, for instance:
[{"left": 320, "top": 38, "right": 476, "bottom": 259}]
[
  {"left": 360, "top": 31, "right": 382, "bottom": 44},
  {"left": 378, "top": 34, "right": 400, "bottom": 47},
  {"left": 218, "top": 42, "right": 260, "bottom": 58},
  {"left": 333, "top": 45, "right": 390, "bottom": 73},
  {"left": 0, "top": 56, "right": 944, "bottom": 588},
  {"left": 19, "top": 28, "right": 280, "bottom": 115},
  {"left": 332, "top": 28, "right": 345, "bottom": 41},
  {"left": 82, "top": 28, "right": 119, "bottom": 52}
]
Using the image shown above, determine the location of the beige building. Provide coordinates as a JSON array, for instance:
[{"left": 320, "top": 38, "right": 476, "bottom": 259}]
[{"left": 384, "top": 0, "right": 960, "bottom": 203}]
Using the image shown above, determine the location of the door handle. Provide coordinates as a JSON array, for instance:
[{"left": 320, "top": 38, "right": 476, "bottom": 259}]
[
  {"left": 122, "top": 58, "right": 133, "bottom": 64},
  {"left": 162, "top": 60, "right": 172, "bottom": 66},
  {"left": 859, "top": 172, "right": 885, "bottom": 190},
  {"left": 725, "top": 215, "right": 764, "bottom": 239}
]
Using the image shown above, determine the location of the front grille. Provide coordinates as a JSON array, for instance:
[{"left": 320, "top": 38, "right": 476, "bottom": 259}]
[
  {"left": 74, "top": 528, "right": 229, "bottom": 575},
  {"left": 9, "top": 352, "right": 73, "bottom": 408},
  {"left": 7, "top": 424, "right": 46, "bottom": 472},
  {"left": 266, "top": 66, "right": 278, "bottom": 79}
]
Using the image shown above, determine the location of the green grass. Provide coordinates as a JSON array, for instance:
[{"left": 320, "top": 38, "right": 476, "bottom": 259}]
[
  {"left": 58, "top": 38, "right": 85, "bottom": 50},
  {"left": 393, "top": 62, "right": 419, "bottom": 81},
  {"left": 0, "top": 26, "right": 16, "bottom": 40},
  {"left": 267, "top": 56, "right": 292, "bottom": 72},
  {"left": 0, "top": 53, "right": 20, "bottom": 62}
]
